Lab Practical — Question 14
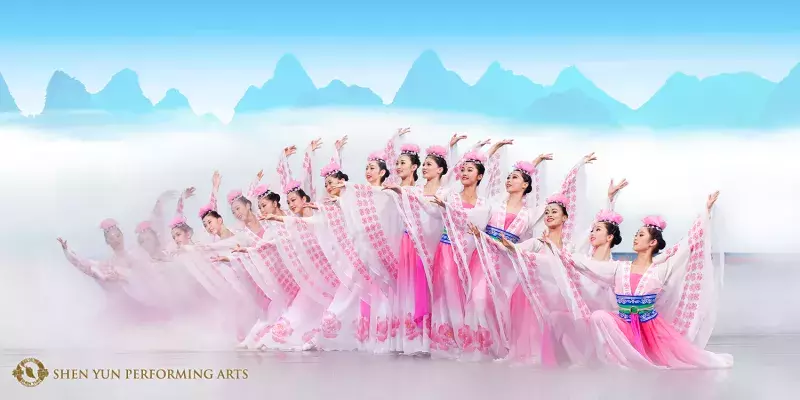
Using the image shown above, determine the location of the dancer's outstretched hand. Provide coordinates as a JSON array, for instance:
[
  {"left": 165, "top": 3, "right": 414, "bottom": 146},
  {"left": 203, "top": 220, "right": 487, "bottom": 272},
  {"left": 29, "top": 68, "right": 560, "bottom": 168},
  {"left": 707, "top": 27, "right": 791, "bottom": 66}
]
[
  {"left": 429, "top": 195, "right": 446, "bottom": 208},
  {"left": 335, "top": 136, "right": 348, "bottom": 151},
  {"left": 231, "top": 245, "right": 247, "bottom": 253},
  {"left": 284, "top": 145, "right": 297, "bottom": 157},
  {"left": 534, "top": 153, "right": 553, "bottom": 167},
  {"left": 499, "top": 234, "right": 516, "bottom": 253},
  {"left": 382, "top": 183, "right": 401, "bottom": 194},
  {"left": 256, "top": 170, "right": 264, "bottom": 182},
  {"left": 212, "top": 171, "right": 221, "bottom": 192},
  {"left": 310, "top": 138, "right": 323, "bottom": 152},
  {"left": 57, "top": 237, "right": 68, "bottom": 250},
  {"left": 210, "top": 255, "right": 230, "bottom": 263},
  {"left": 397, "top": 127, "right": 411, "bottom": 136},
  {"left": 475, "top": 139, "right": 492, "bottom": 148},
  {"left": 467, "top": 223, "right": 481, "bottom": 237},
  {"left": 489, "top": 139, "right": 514, "bottom": 156},
  {"left": 183, "top": 187, "right": 196, "bottom": 199},
  {"left": 608, "top": 179, "right": 628, "bottom": 199},
  {"left": 706, "top": 191, "right": 720, "bottom": 213},
  {"left": 583, "top": 152, "right": 597, "bottom": 164},
  {"left": 450, "top": 133, "right": 467, "bottom": 147}
]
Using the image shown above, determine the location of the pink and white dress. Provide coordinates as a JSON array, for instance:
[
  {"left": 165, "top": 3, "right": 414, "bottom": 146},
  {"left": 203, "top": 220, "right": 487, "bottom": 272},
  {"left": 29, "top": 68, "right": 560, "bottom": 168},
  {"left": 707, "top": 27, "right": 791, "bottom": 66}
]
[
  {"left": 456, "top": 158, "right": 543, "bottom": 362},
  {"left": 559, "top": 212, "right": 732, "bottom": 369},
  {"left": 252, "top": 146, "right": 344, "bottom": 351}
]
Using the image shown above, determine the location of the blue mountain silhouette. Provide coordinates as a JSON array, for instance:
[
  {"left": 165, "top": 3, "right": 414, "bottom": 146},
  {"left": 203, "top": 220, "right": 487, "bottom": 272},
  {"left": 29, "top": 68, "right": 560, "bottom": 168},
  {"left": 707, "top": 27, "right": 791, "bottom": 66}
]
[
  {"left": 548, "top": 66, "right": 631, "bottom": 120},
  {"left": 296, "top": 79, "right": 383, "bottom": 107},
  {"left": 635, "top": 72, "right": 775, "bottom": 128},
  {"left": 155, "top": 88, "right": 192, "bottom": 111},
  {"left": 471, "top": 62, "right": 545, "bottom": 117},
  {"left": 0, "top": 73, "right": 18, "bottom": 113},
  {"left": 3, "top": 50, "right": 800, "bottom": 130},
  {"left": 760, "top": 63, "right": 800, "bottom": 127},
  {"left": 91, "top": 69, "right": 153, "bottom": 113},
  {"left": 522, "top": 89, "right": 617, "bottom": 126},
  {"left": 235, "top": 54, "right": 317, "bottom": 113},
  {"left": 391, "top": 50, "right": 476, "bottom": 112},
  {"left": 43, "top": 71, "right": 93, "bottom": 112}
]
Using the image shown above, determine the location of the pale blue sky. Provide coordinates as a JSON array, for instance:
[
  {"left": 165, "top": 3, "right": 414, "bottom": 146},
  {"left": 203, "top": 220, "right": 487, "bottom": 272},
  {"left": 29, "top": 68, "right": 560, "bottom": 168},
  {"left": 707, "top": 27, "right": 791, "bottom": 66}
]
[{"left": 2, "top": 1, "right": 799, "bottom": 121}]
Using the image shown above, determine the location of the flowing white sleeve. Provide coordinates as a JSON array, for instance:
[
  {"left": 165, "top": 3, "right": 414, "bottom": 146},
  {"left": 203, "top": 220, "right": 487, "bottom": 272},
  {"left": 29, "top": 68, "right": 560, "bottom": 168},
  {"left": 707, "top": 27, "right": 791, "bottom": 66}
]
[
  {"left": 301, "top": 145, "right": 316, "bottom": 202},
  {"left": 276, "top": 149, "right": 293, "bottom": 192},
  {"left": 383, "top": 131, "right": 402, "bottom": 186},
  {"left": 655, "top": 212, "right": 720, "bottom": 347},
  {"left": 62, "top": 249, "right": 121, "bottom": 281}
]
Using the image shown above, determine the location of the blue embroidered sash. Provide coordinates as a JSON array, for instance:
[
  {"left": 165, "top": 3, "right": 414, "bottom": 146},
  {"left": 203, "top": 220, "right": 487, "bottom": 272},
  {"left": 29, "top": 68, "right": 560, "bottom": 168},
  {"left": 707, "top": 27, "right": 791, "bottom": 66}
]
[
  {"left": 440, "top": 227, "right": 451, "bottom": 244},
  {"left": 484, "top": 225, "right": 520, "bottom": 244},
  {"left": 616, "top": 293, "right": 658, "bottom": 323}
]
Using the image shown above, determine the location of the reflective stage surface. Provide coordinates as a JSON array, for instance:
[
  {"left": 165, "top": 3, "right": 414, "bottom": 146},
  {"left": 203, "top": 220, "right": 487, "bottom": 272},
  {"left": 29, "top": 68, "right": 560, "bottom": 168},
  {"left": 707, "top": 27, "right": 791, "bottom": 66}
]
[{"left": 2, "top": 335, "right": 799, "bottom": 399}]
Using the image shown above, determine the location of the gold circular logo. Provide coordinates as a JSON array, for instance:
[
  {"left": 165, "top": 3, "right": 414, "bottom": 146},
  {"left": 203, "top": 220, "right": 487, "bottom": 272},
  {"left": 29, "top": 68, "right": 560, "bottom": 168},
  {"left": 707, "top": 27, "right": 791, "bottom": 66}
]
[{"left": 11, "top": 358, "right": 49, "bottom": 387}]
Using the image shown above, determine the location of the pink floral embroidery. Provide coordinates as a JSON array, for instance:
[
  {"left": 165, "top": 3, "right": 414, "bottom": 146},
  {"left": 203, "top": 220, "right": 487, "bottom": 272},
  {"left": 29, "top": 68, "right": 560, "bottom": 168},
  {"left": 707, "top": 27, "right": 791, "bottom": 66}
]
[
  {"left": 255, "top": 241, "right": 300, "bottom": 300},
  {"left": 302, "top": 329, "right": 319, "bottom": 344},
  {"left": 321, "top": 202, "right": 372, "bottom": 284},
  {"left": 433, "top": 323, "right": 457, "bottom": 351},
  {"left": 391, "top": 316, "right": 401, "bottom": 338},
  {"left": 354, "top": 184, "right": 400, "bottom": 280},
  {"left": 404, "top": 313, "right": 421, "bottom": 341},
  {"left": 458, "top": 325, "right": 475, "bottom": 352},
  {"left": 321, "top": 311, "right": 343, "bottom": 339},
  {"left": 254, "top": 324, "right": 274, "bottom": 342},
  {"left": 376, "top": 317, "right": 389, "bottom": 342},
  {"left": 671, "top": 217, "right": 707, "bottom": 335},
  {"left": 271, "top": 317, "right": 294, "bottom": 344},
  {"left": 295, "top": 219, "right": 341, "bottom": 288},
  {"left": 475, "top": 325, "right": 494, "bottom": 354},
  {"left": 354, "top": 316, "right": 370, "bottom": 343}
]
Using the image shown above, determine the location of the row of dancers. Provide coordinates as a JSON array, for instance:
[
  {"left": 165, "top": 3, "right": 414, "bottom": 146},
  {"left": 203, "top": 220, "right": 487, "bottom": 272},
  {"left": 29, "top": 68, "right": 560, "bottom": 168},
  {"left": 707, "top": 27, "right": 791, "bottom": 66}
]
[{"left": 57, "top": 128, "right": 732, "bottom": 369}]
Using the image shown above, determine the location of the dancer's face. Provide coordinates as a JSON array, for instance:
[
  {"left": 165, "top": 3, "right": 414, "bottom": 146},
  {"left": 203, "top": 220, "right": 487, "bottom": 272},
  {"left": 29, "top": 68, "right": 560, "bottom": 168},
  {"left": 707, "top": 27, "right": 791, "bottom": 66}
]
[
  {"left": 460, "top": 162, "right": 482, "bottom": 187},
  {"left": 544, "top": 204, "right": 567, "bottom": 229},
  {"left": 202, "top": 215, "right": 223, "bottom": 236},
  {"left": 590, "top": 223, "right": 612, "bottom": 247},
  {"left": 395, "top": 155, "right": 417, "bottom": 180},
  {"left": 325, "top": 176, "right": 343, "bottom": 197},
  {"left": 287, "top": 192, "right": 306, "bottom": 215},
  {"left": 505, "top": 171, "right": 529, "bottom": 194},
  {"left": 258, "top": 197, "right": 278, "bottom": 216},
  {"left": 231, "top": 199, "right": 250, "bottom": 222},
  {"left": 137, "top": 230, "right": 160, "bottom": 255},
  {"left": 365, "top": 161, "right": 384, "bottom": 185},
  {"left": 104, "top": 227, "right": 124, "bottom": 249},
  {"left": 171, "top": 226, "right": 192, "bottom": 246},
  {"left": 632, "top": 227, "right": 655, "bottom": 253},
  {"left": 422, "top": 156, "right": 443, "bottom": 181}
]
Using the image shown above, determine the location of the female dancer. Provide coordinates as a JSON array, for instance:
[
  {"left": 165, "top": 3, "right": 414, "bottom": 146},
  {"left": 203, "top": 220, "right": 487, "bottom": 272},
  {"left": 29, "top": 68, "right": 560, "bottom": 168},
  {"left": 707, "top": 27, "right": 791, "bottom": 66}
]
[
  {"left": 252, "top": 140, "right": 345, "bottom": 350},
  {"left": 557, "top": 191, "right": 732, "bottom": 369},
  {"left": 382, "top": 134, "right": 471, "bottom": 355},
  {"left": 328, "top": 127, "right": 412, "bottom": 353},
  {"left": 457, "top": 145, "right": 555, "bottom": 362},
  {"left": 498, "top": 174, "right": 627, "bottom": 366}
]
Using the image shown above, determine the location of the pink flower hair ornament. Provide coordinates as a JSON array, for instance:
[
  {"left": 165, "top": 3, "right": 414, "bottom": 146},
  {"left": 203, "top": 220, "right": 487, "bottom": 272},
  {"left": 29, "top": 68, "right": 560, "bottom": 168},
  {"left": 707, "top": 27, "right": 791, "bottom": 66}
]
[
  {"left": 99, "top": 218, "right": 118, "bottom": 231},
  {"left": 400, "top": 143, "right": 421, "bottom": 155},
  {"left": 283, "top": 180, "right": 302, "bottom": 195},
  {"left": 135, "top": 221, "right": 152, "bottom": 234},
  {"left": 198, "top": 204, "right": 215, "bottom": 219},
  {"left": 367, "top": 150, "right": 387, "bottom": 163},
  {"left": 512, "top": 160, "right": 536, "bottom": 177},
  {"left": 425, "top": 145, "right": 448, "bottom": 159},
  {"left": 227, "top": 189, "right": 244, "bottom": 205},
  {"left": 253, "top": 184, "right": 272, "bottom": 198},
  {"left": 462, "top": 150, "right": 487, "bottom": 165},
  {"left": 642, "top": 215, "right": 667, "bottom": 232},
  {"left": 320, "top": 161, "right": 342, "bottom": 178},
  {"left": 595, "top": 209, "right": 623, "bottom": 226},
  {"left": 546, "top": 193, "right": 569, "bottom": 208},
  {"left": 169, "top": 215, "right": 188, "bottom": 228}
]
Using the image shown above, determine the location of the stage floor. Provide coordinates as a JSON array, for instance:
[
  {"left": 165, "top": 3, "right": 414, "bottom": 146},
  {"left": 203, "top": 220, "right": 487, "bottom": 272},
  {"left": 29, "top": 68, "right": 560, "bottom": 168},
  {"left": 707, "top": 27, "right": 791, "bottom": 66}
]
[{"left": 3, "top": 335, "right": 799, "bottom": 399}]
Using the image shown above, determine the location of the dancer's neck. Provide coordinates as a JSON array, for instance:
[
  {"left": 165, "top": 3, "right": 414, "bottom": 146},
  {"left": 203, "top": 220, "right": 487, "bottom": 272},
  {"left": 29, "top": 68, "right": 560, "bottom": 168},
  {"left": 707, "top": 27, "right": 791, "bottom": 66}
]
[
  {"left": 592, "top": 245, "right": 612, "bottom": 261},
  {"left": 424, "top": 177, "right": 441, "bottom": 194},
  {"left": 401, "top": 176, "right": 415, "bottom": 187}
]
